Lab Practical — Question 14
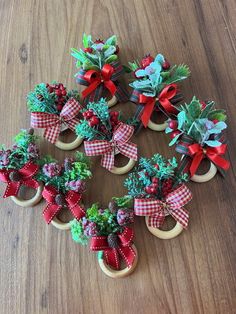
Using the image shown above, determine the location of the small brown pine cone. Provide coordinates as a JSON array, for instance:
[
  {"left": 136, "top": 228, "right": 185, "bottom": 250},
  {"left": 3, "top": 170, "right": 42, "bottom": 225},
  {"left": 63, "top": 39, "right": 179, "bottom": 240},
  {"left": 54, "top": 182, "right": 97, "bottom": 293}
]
[
  {"left": 55, "top": 194, "right": 66, "bottom": 206},
  {"left": 107, "top": 233, "right": 119, "bottom": 248},
  {"left": 108, "top": 200, "right": 118, "bottom": 213},
  {"left": 9, "top": 171, "right": 22, "bottom": 182}
]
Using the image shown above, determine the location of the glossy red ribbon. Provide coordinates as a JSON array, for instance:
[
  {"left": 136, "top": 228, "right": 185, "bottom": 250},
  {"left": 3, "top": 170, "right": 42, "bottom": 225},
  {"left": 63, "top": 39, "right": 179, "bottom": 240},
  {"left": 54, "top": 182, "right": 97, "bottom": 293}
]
[
  {"left": 0, "top": 162, "right": 39, "bottom": 198},
  {"left": 82, "top": 64, "right": 117, "bottom": 99},
  {"left": 139, "top": 83, "right": 177, "bottom": 127},
  {"left": 90, "top": 227, "right": 136, "bottom": 270},
  {"left": 188, "top": 143, "right": 230, "bottom": 177},
  {"left": 42, "top": 185, "right": 85, "bottom": 224}
]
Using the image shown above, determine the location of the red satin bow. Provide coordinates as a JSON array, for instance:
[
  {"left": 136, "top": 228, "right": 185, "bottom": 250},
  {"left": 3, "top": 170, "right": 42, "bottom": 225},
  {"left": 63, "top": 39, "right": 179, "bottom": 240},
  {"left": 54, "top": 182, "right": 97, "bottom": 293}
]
[
  {"left": 134, "top": 184, "right": 192, "bottom": 229},
  {"left": 188, "top": 143, "right": 230, "bottom": 177},
  {"left": 31, "top": 98, "right": 81, "bottom": 144},
  {"left": 139, "top": 84, "right": 178, "bottom": 127},
  {"left": 0, "top": 162, "right": 39, "bottom": 198},
  {"left": 83, "top": 122, "right": 137, "bottom": 170},
  {"left": 90, "top": 227, "right": 136, "bottom": 270},
  {"left": 82, "top": 64, "right": 117, "bottom": 99},
  {"left": 42, "top": 185, "right": 85, "bottom": 224}
]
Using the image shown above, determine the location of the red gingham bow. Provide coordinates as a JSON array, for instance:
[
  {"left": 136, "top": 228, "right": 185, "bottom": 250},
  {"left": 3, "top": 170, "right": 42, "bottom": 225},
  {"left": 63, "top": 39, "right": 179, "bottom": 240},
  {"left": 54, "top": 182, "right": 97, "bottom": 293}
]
[
  {"left": 42, "top": 185, "right": 85, "bottom": 224},
  {"left": 84, "top": 123, "right": 138, "bottom": 170},
  {"left": 31, "top": 98, "right": 82, "bottom": 144},
  {"left": 134, "top": 184, "right": 192, "bottom": 229},
  {"left": 90, "top": 227, "right": 136, "bottom": 270},
  {"left": 0, "top": 162, "right": 39, "bottom": 198}
]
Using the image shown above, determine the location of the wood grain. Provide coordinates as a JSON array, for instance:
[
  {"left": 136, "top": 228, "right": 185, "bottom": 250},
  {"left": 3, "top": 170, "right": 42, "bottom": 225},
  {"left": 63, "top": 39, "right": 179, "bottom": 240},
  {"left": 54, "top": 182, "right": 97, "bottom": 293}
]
[{"left": 0, "top": 0, "right": 236, "bottom": 313}]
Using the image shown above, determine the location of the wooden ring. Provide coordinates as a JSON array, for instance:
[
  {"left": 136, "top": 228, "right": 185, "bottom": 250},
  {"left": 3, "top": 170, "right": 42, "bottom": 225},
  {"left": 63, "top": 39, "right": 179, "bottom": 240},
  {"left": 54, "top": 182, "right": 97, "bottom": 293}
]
[
  {"left": 110, "top": 158, "right": 136, "bottom": 175},
  {"left": 147, "top": 119, "right": 168, "bottom": 131},
  {"left": 191, "top": 161, "right": 217, "bottom": 183},
  {"left": 55, "top": 135, "right": 83, "bottom": 151},
  {"left": 11, "top": 182, "right": 43, "bottom": 207},
  {"left": 107, "top": 95, "right": 118, "bottom": 108},
  {"left": 51, "top": 217, "right": 71, "bottom": 230},
  {"left": 145, "top": 216, "right": 183, "bottom": 239},
  {"left": 98, "top": 244, "right": 138, "bottom": 278}
]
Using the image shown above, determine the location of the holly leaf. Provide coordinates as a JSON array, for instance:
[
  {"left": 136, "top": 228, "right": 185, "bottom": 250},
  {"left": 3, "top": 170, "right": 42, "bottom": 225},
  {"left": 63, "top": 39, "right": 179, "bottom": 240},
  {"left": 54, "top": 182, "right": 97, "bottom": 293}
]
[
  {"left": 199, "top": 101, "right": 215, "bottom": 118},
  {"left": 207, "top": 121, "right": 227, "bottom": 134},
  {"left": 82, "top": 33, "right": 89, "bottom": 48},
  {"left": 204, "top": 140, "right": 222, "bottom": 147},
  {"left": 169, "top": 133, "right": 182, "bottom": 146},
  {"left": 105, "top": 55, "right": 118, "bottom": 64},
  {"left": 177, "top": 111, "right": 186, "bottom": 129},
  {"left": 135, "top": 69, "right": 147, "bottom": 78},
  {"left": 105, "top": 35, "right": 117, "bottom": 46}
]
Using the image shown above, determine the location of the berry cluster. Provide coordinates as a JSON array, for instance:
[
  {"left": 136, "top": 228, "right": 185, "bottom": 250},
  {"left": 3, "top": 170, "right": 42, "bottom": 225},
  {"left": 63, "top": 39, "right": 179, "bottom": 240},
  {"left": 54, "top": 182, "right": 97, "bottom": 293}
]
[
  {"left": 82, "top": 109, "right": 120, "bottom": 131},
  {"left": 83, "top": 38, "right": 119, "bottom": 55},
  {"left": 45, "top": 83, "right": 67, "bottom": 112}
]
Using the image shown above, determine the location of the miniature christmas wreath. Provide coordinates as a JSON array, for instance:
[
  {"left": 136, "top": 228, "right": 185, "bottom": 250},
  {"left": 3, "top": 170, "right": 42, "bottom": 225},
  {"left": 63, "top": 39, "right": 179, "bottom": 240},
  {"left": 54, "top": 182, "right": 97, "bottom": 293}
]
[
  {"left": 38, "top": 152, "right": 92, "bottom": 230},
  {"left": 124, "top": 154, "right": 192, "bottom": 239},
  {"left": 71, "top": 34, "right": 129, "bottom": 107},
  {"left": 70, "top": 196, "right": 137, "bottom": 278},
  {"left": 76, "top": 98, "right": 138, "bottom": 174},
  {"left": 27, "top": 82, "right": 83, "bottom": 150},
  {"left": 0, "top": 129, "right": 43, "bottom": 207},
  {"left": 129, "top": 54, "right": 190, "bottom": 131},
  {"left": 165, "top": 96, "right": 230, "bottom": 183}
]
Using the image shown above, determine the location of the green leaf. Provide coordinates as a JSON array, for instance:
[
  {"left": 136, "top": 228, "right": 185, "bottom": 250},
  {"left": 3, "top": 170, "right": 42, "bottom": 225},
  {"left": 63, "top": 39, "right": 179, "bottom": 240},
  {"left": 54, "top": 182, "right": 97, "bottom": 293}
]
[
  {"left": 188, "top": 96, "right": 201, "bottom": 120},
  {"left": 105, "top": 55, "right": 118, "bottom": 64},
  {"left": 105, "top": 35, "right": 117, "bottom": 46},
  {"left": 97, "top": 251, "right": 104, "bottom": 260},
  {"left": 123, "top": 65, "right": 133, "bottom": 73},
  {"left": 204, "top": 140, "right": 222, "bottom": 147},
  {"left": 199, "top": 101, "right": 215, "bottom": 118},
  {"left": 177, "top": 111, "right": 186, "bottom": 129},
  {"left": 165, "top": 127, "right": 173, "bottom": 134},
  {"left": 208, "top": 110, "right": 227, "bottom": 121},
  {"left": 82, "top": 33, "right": 89, "bottom": 48},
  {"left": 169, "top": 133, "right": 182, "bottom": 146}
]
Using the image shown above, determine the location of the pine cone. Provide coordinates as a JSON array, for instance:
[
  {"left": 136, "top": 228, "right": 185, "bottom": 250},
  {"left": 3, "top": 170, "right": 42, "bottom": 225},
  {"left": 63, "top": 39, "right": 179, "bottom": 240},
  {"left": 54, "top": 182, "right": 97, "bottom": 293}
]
[
  {"left": 9, "top": 171, "right": 22, "bottom": 182},
  {"left": 107, "top": 233, "right": 119, "bottom": 248},
  {"left": 55, "top": 194, "right": 66, "bottom": 206},
  {"left": 108, "top": 200, "right": 118, "bottom": 213},
  {"left": 27, "top": 128, "right": 34, "bottom": 135}
]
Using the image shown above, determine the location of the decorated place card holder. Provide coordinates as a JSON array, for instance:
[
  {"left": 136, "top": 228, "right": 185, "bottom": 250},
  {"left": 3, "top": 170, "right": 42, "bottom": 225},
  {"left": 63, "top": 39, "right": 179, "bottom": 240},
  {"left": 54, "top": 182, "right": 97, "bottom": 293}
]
[
  {"left": 129, "top": 54, "right": 190, "bottom": 132},
  {"left": 71, "top": 34, "right": 129, "bottom": 108},
  {"left": 166, "top": 97, "right": 230, "bottom": 183},
  {"left": 0, "top": 129, "right": 43, "bottom": 207},
  {"left": 27, "top": 82, "right": 83, "bottom": 151},
  {"left": 124, "top": 154, "right": 192, "bottom": 239}
]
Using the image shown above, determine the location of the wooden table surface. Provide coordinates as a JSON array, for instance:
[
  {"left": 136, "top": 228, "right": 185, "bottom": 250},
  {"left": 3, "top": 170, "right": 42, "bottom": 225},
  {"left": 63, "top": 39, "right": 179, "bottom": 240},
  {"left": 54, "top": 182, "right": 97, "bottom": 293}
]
[{"left": 0, "top": 0, "right": 235, "bottom": 313}]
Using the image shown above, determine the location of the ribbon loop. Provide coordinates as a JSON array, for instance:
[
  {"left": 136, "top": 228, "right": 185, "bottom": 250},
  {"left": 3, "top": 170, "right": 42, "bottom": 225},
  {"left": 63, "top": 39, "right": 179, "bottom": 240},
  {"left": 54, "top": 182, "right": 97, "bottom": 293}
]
[{"left": 31, "top": 98, "right": 81, "bottom": 144}]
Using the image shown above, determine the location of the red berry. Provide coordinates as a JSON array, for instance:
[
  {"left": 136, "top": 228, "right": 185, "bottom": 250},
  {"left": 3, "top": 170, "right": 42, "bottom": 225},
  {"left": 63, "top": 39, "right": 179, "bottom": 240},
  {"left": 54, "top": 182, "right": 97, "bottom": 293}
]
[
  {"left": 141, "top": 55, "right": 154, "bottom": 68},
  {"left": 61, "top": 90, "right": 67, "bottom": 96},
  {"left": 89, "top": 116, "right": 100, "bottom": 127},
  {"left": 84, "top": 47, "right": 93, "bottom": 53},
  {"left": 154, "top": 164, "right": 159, "bottom": 169},
  {"left": 162, "top": 60, "right": 170, "bottom": 70},
  {"left": 170, "top": 130, "right": 181, "bottom": 139},
  {"left": 95, "top": 39, "right": 104, "bottom": 44},
  {"left": 213, "top": 119, "right": 219, "bottom": 124},
  {"left": 57, "top": 104, "right": 63, "bottom": 111},
  {"left": 200, "top": 101, "right": 207, "bottom": 110},
  {"left": 152, "top": 177, "right": 158, "bottom": 184},
  {"left": 168, "top": 120, "right": 178, "bottom": 130},
  {"left": 56, "top": 89, "right": 61, "bottom": 96}
]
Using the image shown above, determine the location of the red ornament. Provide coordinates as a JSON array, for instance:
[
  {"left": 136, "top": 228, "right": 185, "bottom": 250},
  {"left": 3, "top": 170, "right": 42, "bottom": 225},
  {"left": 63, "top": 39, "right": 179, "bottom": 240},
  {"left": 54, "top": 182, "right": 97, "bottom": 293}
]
[
  {"left": 170, "top": 130, "right": 181, "bottom": 139},
  {"left": 162, "top": 60, "right": 170, "bottom": 70},
  {"left": 168, "top": 120, "right": 178, "bottom": 130},
  {"left": 154, "top": 164, "right": 159, "bottom": 169},
  {"left": 141, "top": 55, "right": 154, "bottom": 68},
  {"left": 212, "top": 119, "right": 219, "bottom": 124}
]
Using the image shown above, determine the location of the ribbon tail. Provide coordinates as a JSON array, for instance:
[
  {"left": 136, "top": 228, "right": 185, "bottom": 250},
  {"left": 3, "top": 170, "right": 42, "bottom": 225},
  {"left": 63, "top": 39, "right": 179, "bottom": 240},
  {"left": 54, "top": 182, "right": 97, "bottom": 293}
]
[
  {"left": 118, "top": 246, "right": 136, "bottom": 269},
  {"left": 43, "top": 203, "right": 61, "bottom": 224},
  {"left": 23, "top": 178, "right": 39, "bottom": 189},
  {"left": 208, "top": 154, "right": 230, "bottom": 171},
  {"left": 82, "top": 80, "right": 100, "bottom": 99},
  {"left": 148, "top": 211, "right": 165, "bottom": 228},
  {"left": 44, "top": 124, "right": 61, "bottom": 144},
  {"left": 69, "top": 204, "right": 85, "bottom": 221},
  {"left": 104, "top": 248, "right": 120, "bottom": 270},
  {"left": 3, "top": 181, "right": 21, "bottom": 198},
  {"left": 101, "top": 151, "right": 114, "bottom": 170},
  {"left": 104, "top": 80, "right": 117, "bottom": 96},
  {"left": 141, "top": 99, "right": 155, "bottom": 127},
  {"left": 118, "top": 142, "right": 138, "bottom": 161},
  {"left": 190, "top": 153, "right": 204, "bottom": 177},
  {"left": 170, "top": 207, "right": 189, "bottom": 229}
]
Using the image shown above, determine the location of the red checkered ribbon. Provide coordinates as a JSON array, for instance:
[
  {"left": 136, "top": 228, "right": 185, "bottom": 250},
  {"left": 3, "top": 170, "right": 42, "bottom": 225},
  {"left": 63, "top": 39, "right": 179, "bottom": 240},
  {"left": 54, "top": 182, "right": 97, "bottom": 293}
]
[
  {"left": 134, "top": 184, "right": 192, "bottom": 229},
  {"left": 84, "top": 123, "right": 137, "bottom": 170},
  {"left": 42, "top": 185, "right": 85, "bottom": 224},
  {"left": 0, "top": 162, "right": 39, "bottom": 198},
  {"left": 90, "top": 227, "right": 136, "bottom": 270},
  {"left": 82, "top": 64, "right": 117, "bottom": 99},
  {"left": 31, "top": 98, "right": 82, "bottom": 144}
]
